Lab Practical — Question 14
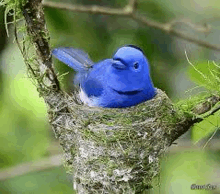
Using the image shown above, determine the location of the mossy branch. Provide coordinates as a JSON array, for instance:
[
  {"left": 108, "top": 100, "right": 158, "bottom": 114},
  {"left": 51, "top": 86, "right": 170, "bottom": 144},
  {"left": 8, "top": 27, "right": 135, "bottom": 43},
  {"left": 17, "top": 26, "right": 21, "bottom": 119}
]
[{"left": 1, "top": 0, "right": 220, "bottom": 193}]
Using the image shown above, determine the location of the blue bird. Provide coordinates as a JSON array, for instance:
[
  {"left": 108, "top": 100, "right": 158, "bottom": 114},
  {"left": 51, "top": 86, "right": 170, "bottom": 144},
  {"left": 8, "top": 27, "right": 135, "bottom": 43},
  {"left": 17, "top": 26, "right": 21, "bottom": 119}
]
[{"left": 52, "top": 45, "right": 156, "bottom": 108}]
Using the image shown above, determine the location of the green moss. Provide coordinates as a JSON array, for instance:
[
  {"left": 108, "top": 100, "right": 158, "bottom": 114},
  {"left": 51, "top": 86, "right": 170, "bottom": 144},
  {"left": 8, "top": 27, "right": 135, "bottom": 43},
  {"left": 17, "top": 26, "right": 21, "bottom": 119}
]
[
  {"left": 79, "top": 89, "right": 186, "bottom": 150},
  {"left": 174, "top": 92, "right": 220, "bottom": 120},
  {"left": 63, "top": 160, "right": 74, "bottom": 174},
  {"left": 1, "top": 0, "right": 28, "bottom": 35}
]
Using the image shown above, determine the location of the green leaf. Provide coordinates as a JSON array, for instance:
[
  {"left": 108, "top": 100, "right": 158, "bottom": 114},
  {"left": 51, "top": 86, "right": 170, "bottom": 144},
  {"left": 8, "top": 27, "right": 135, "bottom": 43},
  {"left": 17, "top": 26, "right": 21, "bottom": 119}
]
[
  {"left": 191, "top": 113, "right": 219, "bottom": 143},
  {"left": 187, "top": 61, "right": 220, "bottom": 93}
]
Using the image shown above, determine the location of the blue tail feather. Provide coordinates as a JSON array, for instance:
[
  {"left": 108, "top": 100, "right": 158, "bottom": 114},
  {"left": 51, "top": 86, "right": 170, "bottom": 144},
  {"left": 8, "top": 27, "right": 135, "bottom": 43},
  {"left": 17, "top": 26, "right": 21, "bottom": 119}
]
[{"left": 52, "top": 47, "right": 94, "bottom": 72}]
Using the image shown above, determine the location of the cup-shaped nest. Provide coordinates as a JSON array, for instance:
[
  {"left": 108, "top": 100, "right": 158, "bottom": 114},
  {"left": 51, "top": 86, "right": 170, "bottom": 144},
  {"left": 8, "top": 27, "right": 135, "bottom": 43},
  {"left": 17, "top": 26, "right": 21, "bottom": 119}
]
[{"left": 47, "top": 89, "right": 186, "bottom": 193}]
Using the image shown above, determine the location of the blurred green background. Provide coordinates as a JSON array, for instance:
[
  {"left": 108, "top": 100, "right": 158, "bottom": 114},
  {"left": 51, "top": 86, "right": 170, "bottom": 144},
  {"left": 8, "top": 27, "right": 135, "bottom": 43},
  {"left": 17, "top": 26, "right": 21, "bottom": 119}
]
[{"left": 0, "top": 0, "right": 220, "bottom": 193}]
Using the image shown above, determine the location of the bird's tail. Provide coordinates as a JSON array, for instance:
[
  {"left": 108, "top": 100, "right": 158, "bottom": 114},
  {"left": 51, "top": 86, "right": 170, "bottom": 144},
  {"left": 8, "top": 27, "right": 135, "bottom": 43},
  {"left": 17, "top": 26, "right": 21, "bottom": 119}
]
[{"left": 52, "top": 47, "right": 94, "bottom": 72}]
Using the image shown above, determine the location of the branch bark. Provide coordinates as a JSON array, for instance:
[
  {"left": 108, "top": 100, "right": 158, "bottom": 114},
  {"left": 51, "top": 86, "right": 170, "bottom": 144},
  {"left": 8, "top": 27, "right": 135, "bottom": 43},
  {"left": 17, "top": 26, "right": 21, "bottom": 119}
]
[
  {"left": 0, "top": 154, "right": 62, "bottom": 181},
  {"left": 5, "top": 0, "right": 220, "bottom": 193},
  {"left": 21, "top": 0, "right": 60, "bottom": 91}
]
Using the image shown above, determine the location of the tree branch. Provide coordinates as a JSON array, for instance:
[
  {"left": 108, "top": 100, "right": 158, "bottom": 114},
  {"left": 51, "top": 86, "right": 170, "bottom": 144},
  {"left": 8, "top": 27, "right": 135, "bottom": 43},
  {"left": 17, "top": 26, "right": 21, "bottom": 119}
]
[
  {"left": 43, "top": 1, "right": 128, "bottom": 16},
  {"left": 0, "top": 154, "right": 62, "bottom": 181},
  {"left": 42, "top": 0, "right": 220, "bottom": 51},
  {"left": 22, "top": 0, "right": 60, "bottom": 91}
]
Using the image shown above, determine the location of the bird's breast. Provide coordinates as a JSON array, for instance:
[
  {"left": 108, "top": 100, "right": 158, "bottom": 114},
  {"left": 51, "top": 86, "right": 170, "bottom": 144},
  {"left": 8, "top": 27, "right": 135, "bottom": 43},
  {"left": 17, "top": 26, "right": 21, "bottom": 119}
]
[{"left": 79, "top": 88, "right": 99, "bottom": 107}]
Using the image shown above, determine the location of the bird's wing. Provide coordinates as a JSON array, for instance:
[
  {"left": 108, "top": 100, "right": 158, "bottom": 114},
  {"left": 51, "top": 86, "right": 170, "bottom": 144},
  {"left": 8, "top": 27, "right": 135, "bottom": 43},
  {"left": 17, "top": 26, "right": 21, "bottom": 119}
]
[
  {"left": 82, "top": 78, "right": 104, "bottom": 97},
  {"left": 52, "top": 47, "right": 94, "bottom": 72}
]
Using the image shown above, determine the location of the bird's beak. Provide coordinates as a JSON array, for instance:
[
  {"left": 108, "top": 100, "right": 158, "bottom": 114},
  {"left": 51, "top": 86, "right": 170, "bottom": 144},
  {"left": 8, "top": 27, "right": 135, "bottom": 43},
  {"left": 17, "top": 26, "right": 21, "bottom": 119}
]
[{"left": 112, "top": 60, "right": 126, "bottom": 70}]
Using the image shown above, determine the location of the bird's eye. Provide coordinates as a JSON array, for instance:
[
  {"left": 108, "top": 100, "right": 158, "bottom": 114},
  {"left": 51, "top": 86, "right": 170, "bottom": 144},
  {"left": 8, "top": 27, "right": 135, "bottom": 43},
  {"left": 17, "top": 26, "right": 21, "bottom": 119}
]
[{"left": 133, "top": 62, "right": 139, "bottom": 70}]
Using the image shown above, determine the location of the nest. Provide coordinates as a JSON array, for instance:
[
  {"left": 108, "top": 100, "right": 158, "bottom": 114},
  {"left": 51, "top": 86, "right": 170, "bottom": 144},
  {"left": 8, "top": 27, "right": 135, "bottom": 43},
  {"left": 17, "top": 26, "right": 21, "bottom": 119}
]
[{"left": 45, "top": 88, "right": 186, "bottom": 193}]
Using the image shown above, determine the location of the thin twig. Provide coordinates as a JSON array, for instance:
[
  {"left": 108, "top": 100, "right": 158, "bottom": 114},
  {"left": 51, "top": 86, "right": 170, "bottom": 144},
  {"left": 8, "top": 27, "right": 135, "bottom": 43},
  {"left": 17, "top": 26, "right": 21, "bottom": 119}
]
[
  {"left": 168, "top": 18, "right": 211, "bottom": 34},
  {"left": 43, "top": 2, "right": 128, "bottom": 16},
  {"left": 205, "top": 106, "right": 220, "bottom": 117},
  {"left": 42, "top": 1, "right": 220, "bottom": 51},
  {"left": 185, "top": 50, "right": 207, "bottom": 80}
]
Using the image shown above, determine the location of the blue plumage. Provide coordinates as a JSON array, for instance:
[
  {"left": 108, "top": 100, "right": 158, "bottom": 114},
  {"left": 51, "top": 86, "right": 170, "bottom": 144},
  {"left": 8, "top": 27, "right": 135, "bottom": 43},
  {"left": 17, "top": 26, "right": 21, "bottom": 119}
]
[{"left": 52, "top": 45, "right": 156, "bottom": 108}]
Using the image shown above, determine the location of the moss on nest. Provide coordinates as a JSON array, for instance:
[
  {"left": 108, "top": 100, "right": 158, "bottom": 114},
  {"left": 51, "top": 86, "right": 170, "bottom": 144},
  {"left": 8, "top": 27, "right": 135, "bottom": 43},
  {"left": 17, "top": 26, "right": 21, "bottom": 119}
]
[{"left": 46, "top": 89, "right": 187, "bottom": 193}]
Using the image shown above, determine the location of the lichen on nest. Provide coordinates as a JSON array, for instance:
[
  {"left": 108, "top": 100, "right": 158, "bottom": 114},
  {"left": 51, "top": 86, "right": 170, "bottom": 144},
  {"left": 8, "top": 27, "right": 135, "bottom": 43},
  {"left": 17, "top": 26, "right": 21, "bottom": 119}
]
[{"left": 47, "top": 89, "right": 186, "bottom": 193}]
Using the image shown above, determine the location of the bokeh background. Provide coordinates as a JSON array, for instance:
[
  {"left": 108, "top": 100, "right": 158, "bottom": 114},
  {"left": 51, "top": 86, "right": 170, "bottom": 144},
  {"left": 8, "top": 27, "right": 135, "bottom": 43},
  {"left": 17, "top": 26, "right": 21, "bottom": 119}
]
[{"left": 0, "top": 0, "right": 220, "bottom": 193}]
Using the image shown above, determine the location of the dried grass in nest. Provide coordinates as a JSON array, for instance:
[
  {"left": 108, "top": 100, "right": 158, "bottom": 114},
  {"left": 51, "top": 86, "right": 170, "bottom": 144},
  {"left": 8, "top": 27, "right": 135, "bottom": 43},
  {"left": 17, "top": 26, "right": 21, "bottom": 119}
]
[{"left": 46, "top": 89, "right": 185, "bottom": 193}]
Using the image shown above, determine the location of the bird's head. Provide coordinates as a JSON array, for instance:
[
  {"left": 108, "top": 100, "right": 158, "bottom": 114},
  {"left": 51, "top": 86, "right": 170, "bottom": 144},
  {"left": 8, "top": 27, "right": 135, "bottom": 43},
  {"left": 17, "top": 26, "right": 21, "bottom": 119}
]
[{"left": 106, "top": 45, "right": 154, "bottom": 93}]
